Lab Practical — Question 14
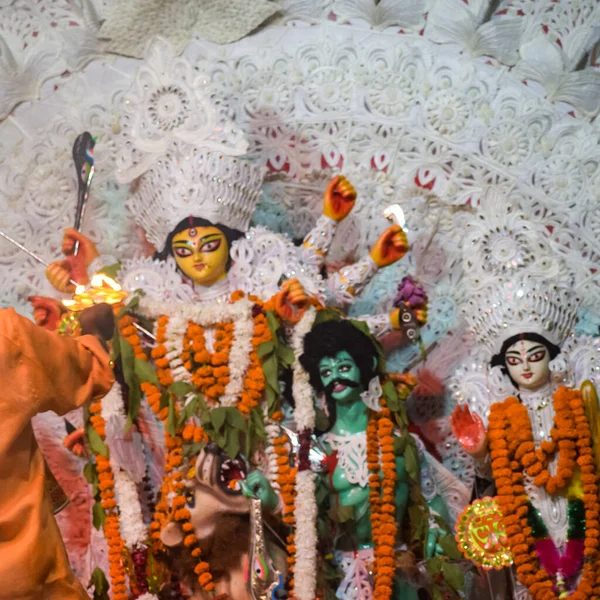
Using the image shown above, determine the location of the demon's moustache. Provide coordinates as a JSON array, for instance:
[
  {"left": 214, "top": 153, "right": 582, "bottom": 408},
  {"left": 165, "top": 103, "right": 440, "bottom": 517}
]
[{"left": 324, "top": 378, "right": 360, "bottom": 395}]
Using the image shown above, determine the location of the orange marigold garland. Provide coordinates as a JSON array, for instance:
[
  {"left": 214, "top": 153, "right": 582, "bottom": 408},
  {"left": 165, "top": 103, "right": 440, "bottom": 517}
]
[
  {"left": 367, "top": 398, "right": 397, "bottom": 600},
  {"left": 489, "top": 387, "right": 600, "bottom": 600},
  {"left": 240, "top": 305, "right": 271, "bottom": 415},
  {"left": 89, "top": 400, "right": 129, "bottom": 600},
  {"left": 118, "top": 314, "right": 217, "bottom": 595},
  {"left": 272, "top": 412, "right": 297, "bottom": 595}
]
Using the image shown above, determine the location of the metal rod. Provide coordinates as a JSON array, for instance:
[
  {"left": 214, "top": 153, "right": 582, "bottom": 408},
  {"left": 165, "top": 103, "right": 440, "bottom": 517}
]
[
  {"left": 134, "top": 322, "right": 156, "bottom": 341},
  {"left": 0, "top": 228, "right": 155, "bottom": 341},
  {"left": 0, "top": 229, "right": 80, "bottom": 287}
]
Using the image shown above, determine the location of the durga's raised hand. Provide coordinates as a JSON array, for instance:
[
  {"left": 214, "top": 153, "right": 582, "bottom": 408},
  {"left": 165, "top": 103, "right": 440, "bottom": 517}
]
[
  {"left": 46, "top": 228, "right": 99, "bottom": 293},
  {"left": 323, "top": 175, "right": 357, "bottom": 222},
  {"left": 370, "top": 225, "right": 409, "bottom": 268},
  {"left": 450, "top": 404, "right": 488, "bottom": 457},
  {"left": 274, "top": 278, "right": 309, "bottom": 324}
]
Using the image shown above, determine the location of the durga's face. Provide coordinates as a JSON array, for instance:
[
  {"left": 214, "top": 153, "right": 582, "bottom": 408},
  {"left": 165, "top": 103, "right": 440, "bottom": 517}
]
[
  {"left": 504, "top": 339, "right": 551, "bottom": 391},
  {"left": 171, "top": 226, "right": 229, "bottom": 286}
]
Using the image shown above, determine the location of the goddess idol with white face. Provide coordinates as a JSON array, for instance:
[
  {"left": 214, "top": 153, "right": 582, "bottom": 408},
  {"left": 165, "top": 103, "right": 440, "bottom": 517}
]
[{"left": 450, "top": 277, "right": 600, "bottom": 600}]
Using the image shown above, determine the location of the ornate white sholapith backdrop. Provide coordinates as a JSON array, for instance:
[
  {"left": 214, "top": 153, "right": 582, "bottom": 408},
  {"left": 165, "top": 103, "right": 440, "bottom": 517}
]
[{"left": 1, "top": 0, "right": 599, "bottom": 591}]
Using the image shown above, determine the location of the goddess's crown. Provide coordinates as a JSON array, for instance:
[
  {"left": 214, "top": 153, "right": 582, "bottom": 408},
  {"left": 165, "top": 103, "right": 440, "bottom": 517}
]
[
  {"left": 114, "top": 37, "right": 264, "bottom": 249},
  {"left": 462, "top": 275, "right": 580, "bottom": 357}
]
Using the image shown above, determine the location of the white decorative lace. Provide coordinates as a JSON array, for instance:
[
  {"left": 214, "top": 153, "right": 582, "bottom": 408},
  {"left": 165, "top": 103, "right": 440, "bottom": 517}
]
[
  {"left": 302, "top": 214, "right": 339, "bottom": 266},
  {"left": 356, "top": 313, "right": 392, "bottom": 341},
  {"left": 322, "top": 431, "right": 370, "bottom": 488},
  {"left": 327, "top": 256, "right": 379, "bottom": 305},
  {"left": 335, "top": 547, "right": 374, "bottom": 600},
  {"left": 360, "top": 376, "right": 383, "bottom": 411}
]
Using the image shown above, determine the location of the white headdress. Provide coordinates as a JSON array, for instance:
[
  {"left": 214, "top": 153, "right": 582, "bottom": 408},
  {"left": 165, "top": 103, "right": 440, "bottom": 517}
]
[
  {"left": 462, "top": 275, "right": 580, "bottom": 358},
  {"left": 458, "top": 193, "right": 580, "bottom": 357},
  {"left": 114, "top": 37, "right": 265, "bottom": 249}
]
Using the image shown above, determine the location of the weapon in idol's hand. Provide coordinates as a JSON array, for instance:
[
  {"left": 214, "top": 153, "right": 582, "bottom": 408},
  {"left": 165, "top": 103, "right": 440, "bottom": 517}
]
[
  {"left": 383, "top": 203, "right": 408, "bottom": 231},
  {"left": 72, "top": 132, "right": 96, "bottom": 256},
  {"left": 0, "top": 229, "right": 154, "bottom": 341}
]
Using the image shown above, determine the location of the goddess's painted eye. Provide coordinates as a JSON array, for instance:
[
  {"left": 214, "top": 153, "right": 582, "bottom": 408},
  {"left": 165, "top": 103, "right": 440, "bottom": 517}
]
[
  {"left": 528, "top": 350, "right": 546, "bottom": 363},
  {"left": 199, "top": 239, "right": 222, "bottom": 253},
  {"left": 339, "top": 364, "right": 351, "bottom": 373},
  {"left": 174, "top": 246, "right": 193, "bottom": 258},
  {"left": 506, "top": 356, "right": 522, "bottom": 366}
]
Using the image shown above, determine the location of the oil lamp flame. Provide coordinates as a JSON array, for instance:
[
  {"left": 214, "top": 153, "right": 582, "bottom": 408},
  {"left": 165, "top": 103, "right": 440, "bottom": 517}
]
[{"left": 62, "top": 272, "right": 128, "bottom": 311}]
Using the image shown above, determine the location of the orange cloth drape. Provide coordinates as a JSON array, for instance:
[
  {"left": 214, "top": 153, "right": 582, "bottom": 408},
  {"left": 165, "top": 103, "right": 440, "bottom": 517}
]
[{"left": 0, "top": 308, "right": 114, "bottom": 599}]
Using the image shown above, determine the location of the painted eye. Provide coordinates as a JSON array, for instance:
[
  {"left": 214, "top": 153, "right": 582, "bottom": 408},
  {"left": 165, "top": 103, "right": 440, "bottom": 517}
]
[
  {"left": 199, "top": 239, "right": 222, "bottom": 253},
  {"left": 185, "top": 489, "right": 195, "bottom": 509},
  {"left": 174, "top": 247, "right": 193, "bottom": 258},
  {"left": 506, "top": 356, "right": 522, "bottom": 366},
  {"left": 528, "top": 351, "right": 546, "bottom": 363},
  {"left": 254, "top": 557, "right": 266, "bottom": 579},
  {"left": 339, "top": 365, "right": 351, "bottom": 373}
]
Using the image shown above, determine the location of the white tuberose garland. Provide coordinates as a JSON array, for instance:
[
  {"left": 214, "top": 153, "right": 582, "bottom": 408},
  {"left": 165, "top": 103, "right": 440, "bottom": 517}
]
[
  {"left": 145, "top": 297, "right": 255, "bottom": 407},
  {"left": 290, "top": 307, "right": 318, "bottom": 600},
  {"left": 100, "top": 383, "right": 147, "bottom": 550},
  {"left": 291, "top": 307, "right": 317, "bottom": 431}
]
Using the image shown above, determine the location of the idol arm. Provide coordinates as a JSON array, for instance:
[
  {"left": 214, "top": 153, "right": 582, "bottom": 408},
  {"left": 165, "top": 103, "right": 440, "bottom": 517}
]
[
  {"left": 302, "top": 215, "right": 340, "bottom": 270},
  {"left": 326, "top": 256, "right": 380, "bottom": 306}
]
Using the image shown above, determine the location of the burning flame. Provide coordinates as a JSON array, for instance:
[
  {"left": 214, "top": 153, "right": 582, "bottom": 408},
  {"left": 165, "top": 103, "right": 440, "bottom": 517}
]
[{"left": 62, "top": 272, "right": 128, "bottom": 311}]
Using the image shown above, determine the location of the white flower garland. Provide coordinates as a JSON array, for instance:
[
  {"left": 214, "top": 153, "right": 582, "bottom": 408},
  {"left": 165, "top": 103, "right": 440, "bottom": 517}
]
[
  {"left": 263, "top": 405, "right": 283, "bottom": 491},
  {"left": 144, "top": 297, "right": 255, "bottom": 407},
  {"left": 294, "top": 470, "right": 318, "bottom": 600},
  {"left": 164, "top": 314, "right": 192, "bottom": 384},
  {"left": 291, "top": 307, "right": 317, "bottom": 430},
  {"left": 100, "top": 383, "right": 147, "bottom": 550},
  {"left": 290, "top": 307, "right": 318, "bottom": 600}
]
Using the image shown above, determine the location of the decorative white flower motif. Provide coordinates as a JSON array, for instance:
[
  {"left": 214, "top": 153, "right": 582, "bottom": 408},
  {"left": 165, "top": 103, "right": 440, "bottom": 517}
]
[
  {"left": 485, "top": 121, "right": 532, "bottom": 167},
  {"left": 115, "top": 37, "right": 248, "bottom": 182},
  {"left": 366, "top": 72, "right": 416, "bottom": 116},
  {"left": 462, "top": 197, "right": 565, "bottom": 290},
  {"left": 536, "top": 155, "right": 585, "bottom": 206},
  {"left": 425, "top": 90, "right": 470, "bottom": 136},
  {"left": 305, "top": 67, "right": 353, "bottom": 112}
]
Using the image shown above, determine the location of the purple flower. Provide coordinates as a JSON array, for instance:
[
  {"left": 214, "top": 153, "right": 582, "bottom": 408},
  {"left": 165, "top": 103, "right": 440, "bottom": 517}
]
[{"left": 394, "top": 276, "right": 428, "bottom": 309}]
